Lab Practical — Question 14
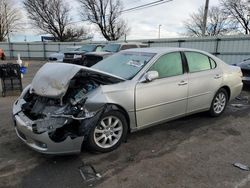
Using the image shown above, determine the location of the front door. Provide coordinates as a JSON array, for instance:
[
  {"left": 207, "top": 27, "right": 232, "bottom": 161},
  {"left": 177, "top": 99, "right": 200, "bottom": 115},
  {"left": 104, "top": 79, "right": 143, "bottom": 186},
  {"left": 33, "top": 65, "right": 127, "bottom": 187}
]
[{"left": 135, "top": 52, "right": 188, "bottom": 128}]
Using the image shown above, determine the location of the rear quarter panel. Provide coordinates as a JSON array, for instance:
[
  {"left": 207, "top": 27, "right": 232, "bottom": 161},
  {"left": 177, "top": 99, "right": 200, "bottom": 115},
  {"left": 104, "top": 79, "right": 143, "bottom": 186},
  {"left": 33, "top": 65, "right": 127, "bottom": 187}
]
[{"left": 220, "top": 62, "right": 243, "bottom": 101}]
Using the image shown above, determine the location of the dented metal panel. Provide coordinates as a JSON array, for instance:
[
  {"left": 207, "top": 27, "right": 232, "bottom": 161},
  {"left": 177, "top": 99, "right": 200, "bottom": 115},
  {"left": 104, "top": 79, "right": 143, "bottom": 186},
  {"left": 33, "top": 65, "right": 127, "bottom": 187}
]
[
  {"left": 30, "top": 63, "right": 81, "bottom": 97},
  {"left": 30, "top": 62, "right": 125, "bottom": 98}
]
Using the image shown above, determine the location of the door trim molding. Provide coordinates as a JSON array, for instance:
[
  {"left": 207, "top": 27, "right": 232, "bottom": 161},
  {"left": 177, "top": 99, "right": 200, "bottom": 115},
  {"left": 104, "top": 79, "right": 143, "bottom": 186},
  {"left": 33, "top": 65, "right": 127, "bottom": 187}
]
[{"left": 136, "top": 97, "right": 187, "bottom": 112}]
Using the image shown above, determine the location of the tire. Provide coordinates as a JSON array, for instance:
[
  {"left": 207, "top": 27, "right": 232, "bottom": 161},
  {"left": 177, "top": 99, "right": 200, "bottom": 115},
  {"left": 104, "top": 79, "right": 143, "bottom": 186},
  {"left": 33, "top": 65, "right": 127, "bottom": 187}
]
[
  {"left": 209, "top": 88, "right": 228, "bottom": 117},
  {"left": 87, "top": 110, "right": 128, "bottom": 153}
]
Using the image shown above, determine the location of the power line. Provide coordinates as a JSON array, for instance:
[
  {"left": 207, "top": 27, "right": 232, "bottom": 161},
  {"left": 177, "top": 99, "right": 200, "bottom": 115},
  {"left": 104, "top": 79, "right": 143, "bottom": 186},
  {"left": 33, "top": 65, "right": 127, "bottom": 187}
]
[
  {"left": 122, "top": 0, "right": 173, "bottom": 13},
  {"left": 69, "top": 0, "right": 173, "bottom": 24},
  {"left": 122, "top": 0, "right": 164, "bottom": 13},
  {"left": 19, "top": 0, "right": 174, "bottom": 26},
  {"left": 122, "top": 0, "right": 173, "bottom": 14}
]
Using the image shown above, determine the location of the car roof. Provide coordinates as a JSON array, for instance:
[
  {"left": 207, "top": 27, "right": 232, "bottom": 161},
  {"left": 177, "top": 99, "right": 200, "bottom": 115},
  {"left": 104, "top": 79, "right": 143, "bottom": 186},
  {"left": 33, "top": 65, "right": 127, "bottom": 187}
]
[
  {"left": 123, "top": 47, "right": 209, "bottom": 55},
  {"left": 104, "top": 42, "right": 144, "bottom": 45}
]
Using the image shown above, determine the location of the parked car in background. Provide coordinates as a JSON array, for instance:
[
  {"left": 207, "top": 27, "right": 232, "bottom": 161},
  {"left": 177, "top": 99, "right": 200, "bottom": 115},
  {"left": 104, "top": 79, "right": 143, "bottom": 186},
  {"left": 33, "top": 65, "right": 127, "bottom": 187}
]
[
  {"left": 63, "top": 44, "right": 104, "bottom": 64},
  {"left": 0, "top": 48, "right": 6, "bottom": 60},
  {"left": 12, "top": 47, "right": 243, "bottom": 154},
  {"left": 77, "top": 42, "right": 148, "bottom": 67},
  {"left": 48, "top": 46, "right": 81, "bottom": 62},
  {"left": 235, "top": 58, "right": 250, "bottom": 85}
]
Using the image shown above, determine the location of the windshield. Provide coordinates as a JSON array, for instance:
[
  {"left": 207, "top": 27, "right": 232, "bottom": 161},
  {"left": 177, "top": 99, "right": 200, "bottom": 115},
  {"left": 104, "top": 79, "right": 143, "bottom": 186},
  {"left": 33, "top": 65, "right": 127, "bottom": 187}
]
[
  {"left": 78, "top": 45, "right": 97, "bottom": 52},
  {"left": 92, "top": 51, "right": 156, "bottom": 79},
  {"left": 103, "top": 44, "right": 121, "bottom": 52}
]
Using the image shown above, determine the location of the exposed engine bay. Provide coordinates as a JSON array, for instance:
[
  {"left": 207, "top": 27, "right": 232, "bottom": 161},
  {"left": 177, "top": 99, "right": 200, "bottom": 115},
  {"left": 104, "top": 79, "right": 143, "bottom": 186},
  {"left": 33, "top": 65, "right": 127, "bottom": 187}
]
[{"left": 20, "top": 70, "right": 122, "bottom": 142}]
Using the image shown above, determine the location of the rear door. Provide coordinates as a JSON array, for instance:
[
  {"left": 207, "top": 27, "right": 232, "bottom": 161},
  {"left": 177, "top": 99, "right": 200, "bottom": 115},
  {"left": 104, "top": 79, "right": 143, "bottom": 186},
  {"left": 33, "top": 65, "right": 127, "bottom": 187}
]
[
  {"left": 184, "top": 51, "right": 223, "bottom": 113},
  {"left": 135, "top": 52, "right": 188, "bottom": 128}
]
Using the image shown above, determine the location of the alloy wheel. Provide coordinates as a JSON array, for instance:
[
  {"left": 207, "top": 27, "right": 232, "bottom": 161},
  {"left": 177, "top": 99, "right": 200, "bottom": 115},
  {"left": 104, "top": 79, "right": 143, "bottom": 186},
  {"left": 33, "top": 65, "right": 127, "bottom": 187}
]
[
  {"left": 213, "top": 92, "right": 226, "bottom": 114},
  {"left": 94, "top": 116, "right": 123, "bottom": 149}
]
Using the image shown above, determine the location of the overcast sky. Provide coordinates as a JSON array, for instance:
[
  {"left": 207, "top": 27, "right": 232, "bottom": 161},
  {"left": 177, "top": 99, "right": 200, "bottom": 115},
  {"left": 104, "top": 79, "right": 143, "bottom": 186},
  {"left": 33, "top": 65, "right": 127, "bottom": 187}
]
[
  {"left": 121, "top": 0, "right": 220, "bottom": 39},
  {"left": 12, "top": 0, "right": 220, "bottom": 42}
]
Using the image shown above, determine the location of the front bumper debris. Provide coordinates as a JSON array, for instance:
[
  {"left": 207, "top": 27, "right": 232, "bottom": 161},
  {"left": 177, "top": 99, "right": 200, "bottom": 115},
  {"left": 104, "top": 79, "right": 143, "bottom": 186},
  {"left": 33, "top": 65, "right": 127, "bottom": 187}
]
[{"left": 13, "top": 99, "right": 85, "bottom": 154}]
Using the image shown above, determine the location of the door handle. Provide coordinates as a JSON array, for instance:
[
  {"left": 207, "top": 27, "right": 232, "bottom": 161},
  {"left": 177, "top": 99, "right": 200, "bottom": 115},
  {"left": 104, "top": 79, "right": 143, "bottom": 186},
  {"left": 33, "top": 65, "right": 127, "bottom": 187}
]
[
  {"left": 214, "top": 74, "right": 222, "bottom": 79},
  {"left": 178, "top": 80, "right": 188, "bottom": 86}
]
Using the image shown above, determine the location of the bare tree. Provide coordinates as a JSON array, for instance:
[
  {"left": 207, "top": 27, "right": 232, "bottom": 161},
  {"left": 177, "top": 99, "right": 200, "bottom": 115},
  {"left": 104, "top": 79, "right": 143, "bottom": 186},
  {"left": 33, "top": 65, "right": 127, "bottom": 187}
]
[
  {"left": 184, "top": 6, "right": 236, "bottom": 37},
  {"left": 23, "top": 0, "right": 90, "bottom": 41},
  {"left": 220, "top": 0, "right": 250, "bottom": 34},
  {"left": 0, "top": 0, "right": 22, "bottom": 41},
  {"left": 78, "top": 0, "right": 129, "bottom": 41},
  {"left": 64, "top": 27, "right": 93, "bottom": 41}
]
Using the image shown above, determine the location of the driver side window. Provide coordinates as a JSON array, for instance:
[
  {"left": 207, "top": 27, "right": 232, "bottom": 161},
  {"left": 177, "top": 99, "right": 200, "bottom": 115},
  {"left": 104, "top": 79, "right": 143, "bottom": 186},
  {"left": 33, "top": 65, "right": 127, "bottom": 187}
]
[{"left": 150, "top": 52, "right": 183, "bottom": 78}]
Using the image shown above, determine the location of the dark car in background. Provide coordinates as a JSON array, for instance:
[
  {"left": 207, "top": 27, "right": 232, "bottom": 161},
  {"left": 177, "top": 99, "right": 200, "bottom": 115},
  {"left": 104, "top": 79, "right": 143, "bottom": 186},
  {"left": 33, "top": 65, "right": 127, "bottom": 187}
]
[
  {"left": 63, "top": 44, "right": 104, "bottom": 64},
  {"left": 48, "top": 46, "right": 81, "bottom": 62},
  {"left": 235, "top": 58, "right": 250, "bottom": 85},
  {"left": 80, "top": 42, "right": 148, "bottom": 67}
]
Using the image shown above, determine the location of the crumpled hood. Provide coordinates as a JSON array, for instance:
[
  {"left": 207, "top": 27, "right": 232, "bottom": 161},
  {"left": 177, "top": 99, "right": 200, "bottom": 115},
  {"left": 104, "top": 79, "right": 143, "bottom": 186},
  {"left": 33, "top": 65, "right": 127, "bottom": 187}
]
[
  {"left": 30, "top": 63, "right": 124, "bottom": 98},
  {"left": 30, "top": 63, "right": 80, "bottom": 97}
]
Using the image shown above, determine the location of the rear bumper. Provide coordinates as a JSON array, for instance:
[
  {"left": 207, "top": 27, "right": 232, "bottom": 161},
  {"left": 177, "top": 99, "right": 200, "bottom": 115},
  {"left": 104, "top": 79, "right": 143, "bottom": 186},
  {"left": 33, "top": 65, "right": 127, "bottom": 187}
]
[
  {"left": 242, "top": 76, "right": 250, "bottom": 85},
  {"left": 13, "top": 100, "right": 84, "bottom": 155},
  {"left": 230, "top": 82, "right": 243, "bottom": 100}
]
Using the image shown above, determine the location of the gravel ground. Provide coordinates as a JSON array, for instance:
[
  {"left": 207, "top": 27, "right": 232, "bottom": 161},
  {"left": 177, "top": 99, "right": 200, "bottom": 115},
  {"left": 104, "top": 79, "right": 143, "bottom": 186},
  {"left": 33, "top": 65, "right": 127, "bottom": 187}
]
[{"left": 0, "top": 60, "right": 250, "bottom": 188}]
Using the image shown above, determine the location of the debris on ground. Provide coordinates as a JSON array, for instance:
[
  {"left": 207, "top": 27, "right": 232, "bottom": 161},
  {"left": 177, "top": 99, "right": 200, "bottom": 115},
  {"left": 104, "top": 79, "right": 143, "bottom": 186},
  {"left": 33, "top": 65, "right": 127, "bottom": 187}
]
[
  {"left": 235, "top": 96, "right": 249, "bottom": 102},
  {"left": 231, "top": 104, "right": 246, "bottom": 108},
  {"left": 233, "top": 163, "right": 250, "bottom": 171},
  {"left": 79, "top": 163, "right": 102, "bottom": 182}
]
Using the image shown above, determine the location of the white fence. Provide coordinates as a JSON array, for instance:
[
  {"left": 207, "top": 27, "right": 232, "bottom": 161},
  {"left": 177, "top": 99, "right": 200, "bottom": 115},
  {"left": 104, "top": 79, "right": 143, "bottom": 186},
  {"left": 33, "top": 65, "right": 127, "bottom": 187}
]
[{"left": 1, "top": 35, "right": 250, "bottom": 64}]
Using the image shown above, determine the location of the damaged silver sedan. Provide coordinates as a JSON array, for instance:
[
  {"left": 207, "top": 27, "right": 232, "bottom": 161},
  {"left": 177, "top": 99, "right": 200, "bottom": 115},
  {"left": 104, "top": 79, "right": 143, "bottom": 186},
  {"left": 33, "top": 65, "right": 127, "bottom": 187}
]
[{"left": 13, "top": 48, "right": 243, "bottom": 154}]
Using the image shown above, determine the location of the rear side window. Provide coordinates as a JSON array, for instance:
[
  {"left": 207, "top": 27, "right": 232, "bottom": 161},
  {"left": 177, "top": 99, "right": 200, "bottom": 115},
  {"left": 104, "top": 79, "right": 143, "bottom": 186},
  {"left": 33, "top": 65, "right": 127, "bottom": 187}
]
[
  {"left": 150, "top": 52, "right": 183, "bottom": 78},
  {"left": 210, "top": 58, "right": 217, "bottom": 69},
  {"left": 185, "top": 52, "right": 211, "bottom": 73}
]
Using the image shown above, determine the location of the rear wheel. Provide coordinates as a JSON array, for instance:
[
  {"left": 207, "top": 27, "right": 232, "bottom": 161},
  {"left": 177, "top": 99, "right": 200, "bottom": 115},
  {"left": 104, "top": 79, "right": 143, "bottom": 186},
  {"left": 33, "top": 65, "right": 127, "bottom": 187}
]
[
  {"left": 87, "top": 110, "right": 128, "bottom": 153},
  {"left": 209, "top": 88, "right": 228, "bottom": 117}
]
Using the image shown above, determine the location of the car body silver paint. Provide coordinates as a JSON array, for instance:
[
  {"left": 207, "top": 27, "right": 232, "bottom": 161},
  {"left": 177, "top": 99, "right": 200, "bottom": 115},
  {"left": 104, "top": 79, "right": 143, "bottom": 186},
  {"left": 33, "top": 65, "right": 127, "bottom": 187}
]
[{"left": 13, "top": 47, "right": 243, "bottom": 154}]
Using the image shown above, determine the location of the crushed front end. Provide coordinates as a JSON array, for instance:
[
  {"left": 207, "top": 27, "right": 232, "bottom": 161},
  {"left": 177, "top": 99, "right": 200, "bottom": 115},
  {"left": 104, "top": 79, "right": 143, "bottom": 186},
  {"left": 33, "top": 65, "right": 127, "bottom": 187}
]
[{"left": 12, "top": 63, "right": 123, "bottom": 154}]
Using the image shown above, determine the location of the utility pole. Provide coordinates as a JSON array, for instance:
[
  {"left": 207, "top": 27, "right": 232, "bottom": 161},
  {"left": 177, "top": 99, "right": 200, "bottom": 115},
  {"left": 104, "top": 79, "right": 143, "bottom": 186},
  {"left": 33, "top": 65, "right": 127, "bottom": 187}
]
[
  {"left": 202, "top": 0, "right": 209, "bottom": 37},
  {"left": 158, "top": 24, "right": 162, "bottom": 39}
]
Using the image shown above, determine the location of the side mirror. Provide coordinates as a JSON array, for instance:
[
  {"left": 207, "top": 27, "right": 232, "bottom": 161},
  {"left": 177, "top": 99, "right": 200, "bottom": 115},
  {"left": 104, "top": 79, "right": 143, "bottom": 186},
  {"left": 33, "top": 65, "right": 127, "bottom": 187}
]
[{"left": 144, "top": 71, "right": 159, "bottom": 82}]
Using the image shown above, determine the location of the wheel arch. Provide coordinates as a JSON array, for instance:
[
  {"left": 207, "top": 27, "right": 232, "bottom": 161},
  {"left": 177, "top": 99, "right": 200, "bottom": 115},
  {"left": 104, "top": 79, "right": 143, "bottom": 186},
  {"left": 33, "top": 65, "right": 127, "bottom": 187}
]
[
  {"left": 220, "top": 85, "right": 231, "bottom": 100},
  {"left": 106, "top": 103, "right": 131, "bottom": 133}
]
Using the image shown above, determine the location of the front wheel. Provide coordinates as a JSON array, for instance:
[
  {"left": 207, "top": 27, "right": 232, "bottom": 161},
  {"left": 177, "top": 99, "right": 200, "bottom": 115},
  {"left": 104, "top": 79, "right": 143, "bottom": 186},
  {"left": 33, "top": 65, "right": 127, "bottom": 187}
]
[
  {"left": 209, "top": 88, "right": 228, "bottom": 117},
  {"left": 87, "top": 110, "right": 128, "bottom": 153}
]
